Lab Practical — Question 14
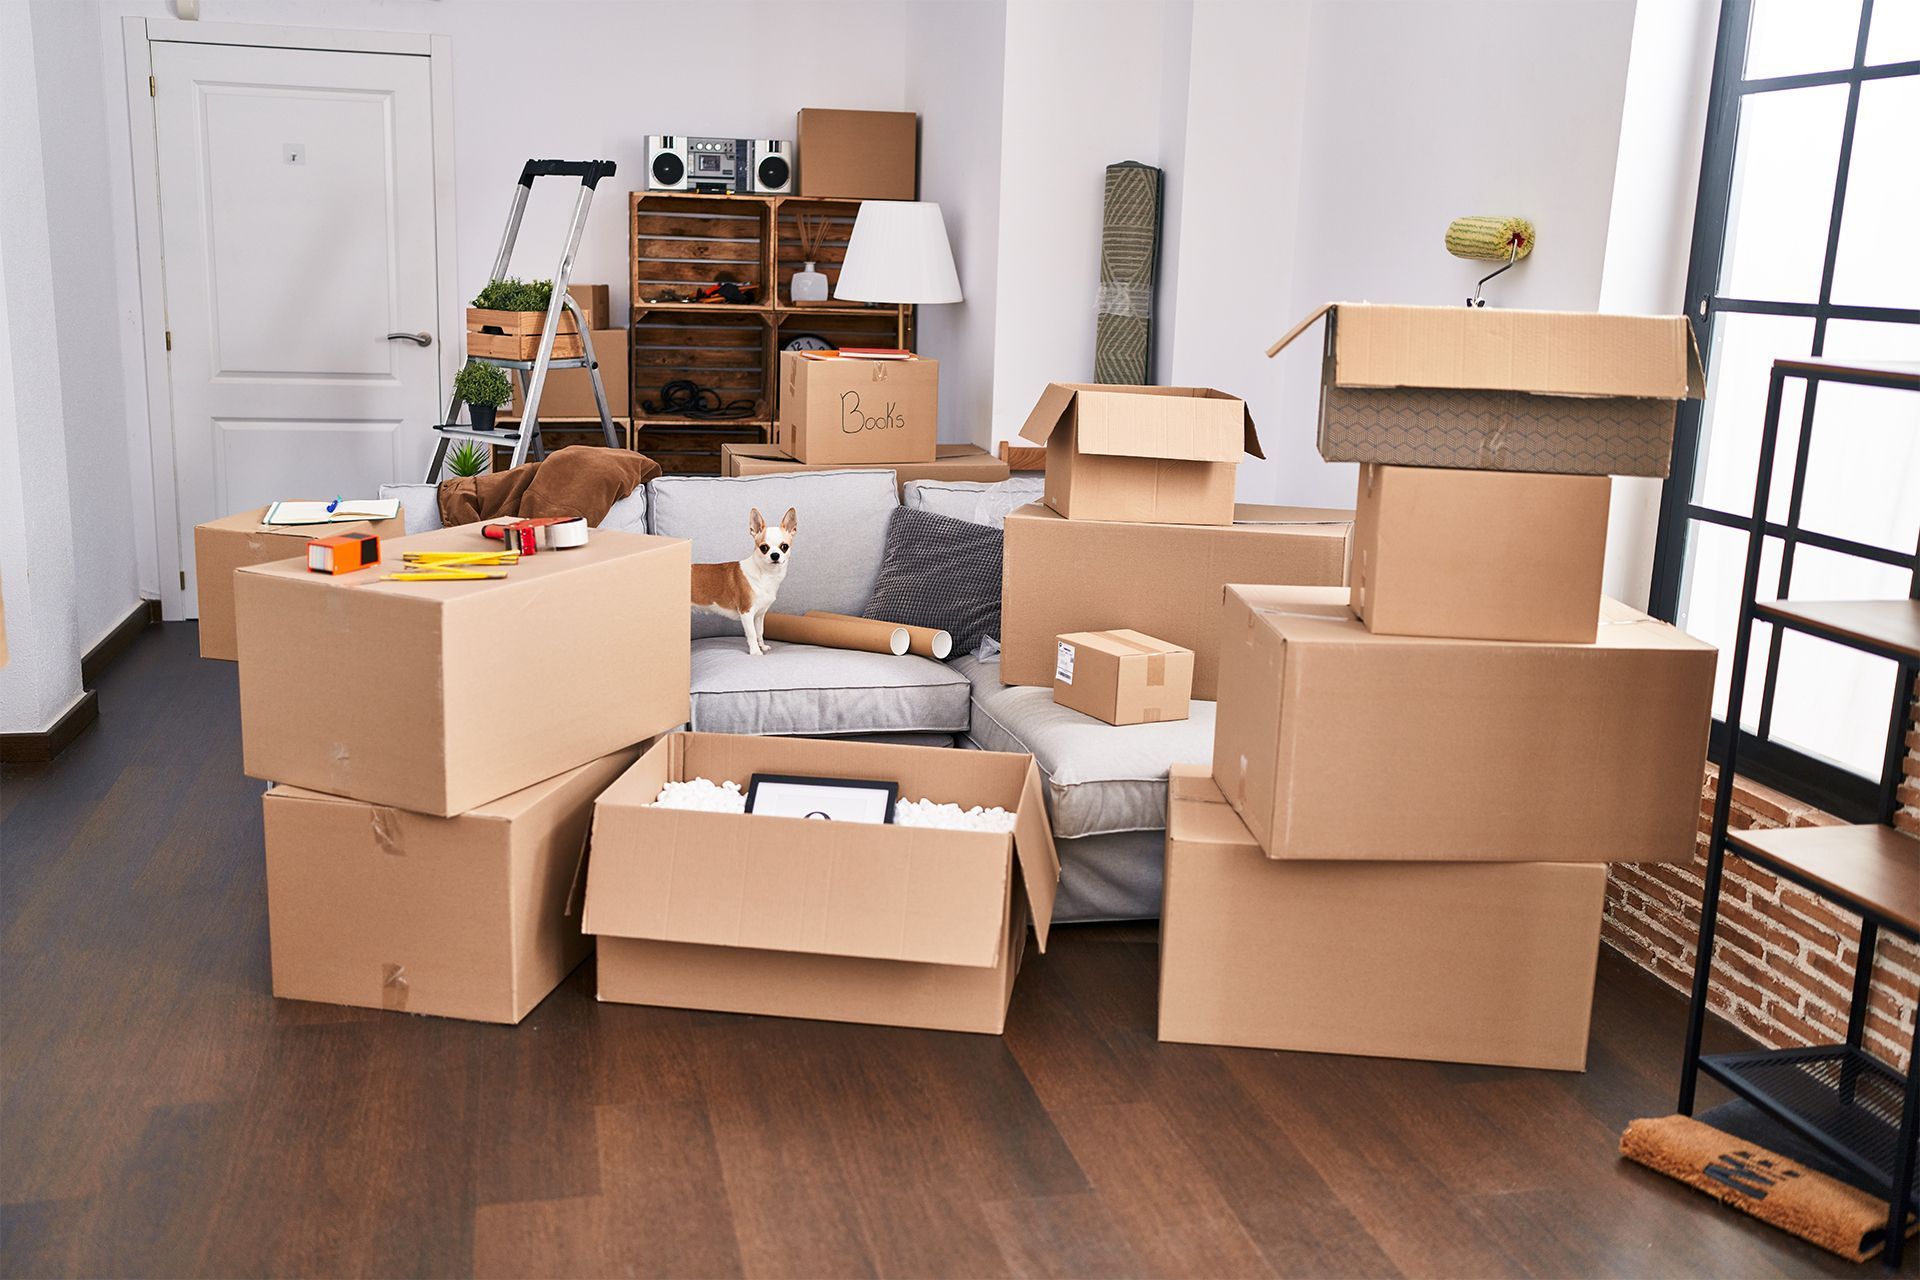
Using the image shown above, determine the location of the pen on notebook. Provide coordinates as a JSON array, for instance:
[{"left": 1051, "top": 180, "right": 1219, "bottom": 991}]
[{"left": 325, "top": 495, "right": 342, "bottom": 514}]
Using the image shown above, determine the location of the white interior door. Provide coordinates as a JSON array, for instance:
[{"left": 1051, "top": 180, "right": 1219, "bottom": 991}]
[{"left": 151, "top": 37, "right": 441, "bottom": 613}]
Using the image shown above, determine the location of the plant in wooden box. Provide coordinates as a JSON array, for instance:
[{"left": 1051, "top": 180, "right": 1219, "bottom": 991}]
[
  {"left": 789, "top": 215, "right": 831, "bottom": 304},
  {"left": 466, "top": 277, "right": 583, "bottom": 360},
  {"left": 454, "top": 360, "right": 512, "bottom": 432}
]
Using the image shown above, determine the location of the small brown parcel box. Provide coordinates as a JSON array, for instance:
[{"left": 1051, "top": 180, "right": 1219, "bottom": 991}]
[
  {"left": 1352, "top": 463, "right": 1611, "bottom": 642},
  {"left": 1211, "top": 585, "right": 1716, "bottom": 863},
  {"left": 1159, "top": 766, "right": 1605, "bottom": 1070},
  {"left": 567, "top": 284, "right": 610, "bottom": 330},
  {"left": 584, "top": 733, "right": 1059, "bottom": 1034},
  {"left": 1266, "top": 303, "right": 1704, "bottom": 477},
  {"left": 1000, "top": 502, "right": 1351, "bottom": 699},
  {"left": 236, "top": 524, "right": 690, "bottom": 816},
  {"left": 797, "top": 108, "right": 917, "bottom": 199},
  {"left": 195, "top": 506, "right": 406, "bottom": 661},
  {"left": 1018, "top": 383, "right": 1263, "bottom": 526},
  {"left": 510, "top": 328, "right": 628, "bottom": 418},
  {"left": 776, "top": 351, "right": 938, "bottom": 465},
  {"left": 722, "top": 441, "right": 1009, "bottom": 492},
  {"left": 264, "top": 746, "right": 640, "bottom": 1024},
  {"left": 1052, "top": 630, "right": 1194, "bottom": 725}
]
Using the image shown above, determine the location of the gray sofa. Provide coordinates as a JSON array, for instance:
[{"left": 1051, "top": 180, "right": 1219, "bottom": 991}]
[{"left": 384, "top": 469, "right": 1209, "bottom": 921}]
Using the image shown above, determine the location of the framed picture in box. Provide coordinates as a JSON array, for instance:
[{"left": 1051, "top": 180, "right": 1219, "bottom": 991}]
[{"left": 746, "top": 774, "right": 898, "bottom": 825}]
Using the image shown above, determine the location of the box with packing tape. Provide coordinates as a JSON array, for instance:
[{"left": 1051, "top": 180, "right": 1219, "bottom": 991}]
[
  {"left": 1000, "top": 502, "right": 1351, "bottom": 700},
  {"left": 776, "top": 350, "right": 938, "bottom": 465},
  {"left": 583, "top": 733, "right": 1059, "bottom": 1035},
  {"left": 1352, "top": 463, "right": 1611, "bottom": 643},
  {"left": 1211, "top": 585, "right": 1715, "bottom": 864},
  {"left": 1052, "top": 629, "right": 1193, "bottom": 726},
  {"left": 1266, "top": 303, "right": 1704, "bottom": 477},
  {"left": 236, "top": 523, "right": 690, "bottom": 817},
  {"left": 194, "top": 505, "right": 406, "bottom": 661},
  {"left": 1159, "top": 766, "right": 1606, "bottom": 1070},
  {"left": 263, "top": 746, "right": 642, "bottom": 1024},
  {"left": 1018, "top": 383, "right": 1263, "bottom": 526}
]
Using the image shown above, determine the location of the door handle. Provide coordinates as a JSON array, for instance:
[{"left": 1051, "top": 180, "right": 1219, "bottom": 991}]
[{"left": 386, "top": 331, "right": 433, "bottom": 347}]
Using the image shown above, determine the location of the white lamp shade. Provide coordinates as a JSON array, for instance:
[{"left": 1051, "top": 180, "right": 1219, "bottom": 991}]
[{"left": 834, "top": 201, "right": 964, "bottom": 304}]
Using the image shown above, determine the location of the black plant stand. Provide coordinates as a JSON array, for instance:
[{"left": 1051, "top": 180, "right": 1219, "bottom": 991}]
[{"left": 1677, "top": 355, "right": 1920, "bottom": 1267}]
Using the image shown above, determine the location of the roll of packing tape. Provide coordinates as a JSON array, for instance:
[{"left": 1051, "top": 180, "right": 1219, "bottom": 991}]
[{"left": 546, "top": 516, "right": 589, "bottom": 549}]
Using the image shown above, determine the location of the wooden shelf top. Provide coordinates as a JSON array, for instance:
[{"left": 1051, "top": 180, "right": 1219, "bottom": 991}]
[
  {"left": 1754, "top": 598, "right": 1920, "bottom": 661},
  {"left": 633, "top": 414, "right": 771, "bottom": 430},
  {"left": 630, "top": 190, "right": 867, "bottom": 207},
  {"left": 631, "top": 301, "right": 772, "bottom": 315},
  {"left": 1728, "top": 823, "right": 1920, "bottom": 935}
]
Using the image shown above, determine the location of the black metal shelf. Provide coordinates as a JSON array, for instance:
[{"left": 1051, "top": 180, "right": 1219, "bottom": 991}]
[{"left": 1700, "top": 1046, "right": 1919, "bottom": 1198}]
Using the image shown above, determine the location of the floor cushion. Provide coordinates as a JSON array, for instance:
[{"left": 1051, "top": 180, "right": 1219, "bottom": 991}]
[
  {"left": 690, "top": 636, "right": 971, "bottom": 737},
  {"left": 902, "top": 476, "right": 1045, "bottom": 527},
  {"left": 650, "top": 471, "right": 898, "bottom": 639},
  {"left": 1053, "top": 829, "right": 1165, "bottom": 922},
  {"left": 954, "top": 651, "right": 1214, "bottom": 839}
]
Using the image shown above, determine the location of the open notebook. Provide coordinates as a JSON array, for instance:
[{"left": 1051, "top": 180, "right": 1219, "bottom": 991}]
[{"left": 263, "top": 499, "right": 402, "bottom": 527}]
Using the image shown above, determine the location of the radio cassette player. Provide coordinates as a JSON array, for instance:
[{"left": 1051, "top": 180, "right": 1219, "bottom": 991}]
[{"left": 646, "top": 136, "right": 792, "bottom": 195}]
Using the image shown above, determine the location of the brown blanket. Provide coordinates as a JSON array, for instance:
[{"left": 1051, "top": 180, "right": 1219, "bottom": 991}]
[{"left": 438, "top": 446, "right": 660, "bottom": 529}]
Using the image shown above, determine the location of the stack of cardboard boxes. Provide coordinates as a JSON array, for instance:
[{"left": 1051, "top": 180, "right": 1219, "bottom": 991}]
[{"left": 1161, "top": 304, "right": 1719, "bottom": 1069}]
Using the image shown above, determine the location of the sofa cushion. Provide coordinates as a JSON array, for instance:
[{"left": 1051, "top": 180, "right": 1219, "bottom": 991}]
[
  {"left": 650, "top": 471, "right": 898, "bottom": 638},
  {"left": 1052, "top": 829, "right": 1165, "bottom": 923},
  {"left": 690, "top": 636, "right": 970, "bottom": 736},
  {"left": 379, "top": 480, "right": 647, "bottom": 534},
  {"left": 864, "top": 507, "right": 1004, "bottom": 654},
  {"left": 903, "top": 476, "right": 1044, "bottom": 528},
  {"left": 954, "top": 652, "right": 1214, "bottom": 839}
]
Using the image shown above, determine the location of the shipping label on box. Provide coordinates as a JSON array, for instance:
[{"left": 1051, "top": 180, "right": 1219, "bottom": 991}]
[
  {"left": 584, "top": 733, "right": 1058, "bottom": 1034},
  {"left": 1352, "top": 463, "right": 1611, "bottom": 643},
  {"left": 778, "top": 351, "right": 938, "bottom": 465},
  {"left": 1000, "top": 503, "right": 1351, "bottom": 699},
  {"left": 1210, "top": 585, "right": 1716, "bottom": 863},
  {"left": 1018, "top": 383, "right": 1262, "bottom": 526},
  {"left": 195, "top": 506, "right": 406, "bottom": 661},
  {"left": 721, "top": 442, "right": 1008, "bottom": 492},
  {"left": 1052, "top": 629, "right": 1194, "bottom": 726},
  {"left": 1266, "top": 303, "right": 1704, "bottom": 477},
  {"left": 1158, "top": 766, "right": 1605, "bottom": 1070}
]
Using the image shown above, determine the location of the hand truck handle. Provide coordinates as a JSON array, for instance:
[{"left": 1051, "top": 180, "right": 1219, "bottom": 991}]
[{"left": 517, "top": 159, "right": 617, "bottom": 189}]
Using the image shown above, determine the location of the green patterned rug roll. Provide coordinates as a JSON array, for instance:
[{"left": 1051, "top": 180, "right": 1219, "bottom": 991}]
[{"left": 1095, "top": 162, "right": 1162, "bottom": 385}]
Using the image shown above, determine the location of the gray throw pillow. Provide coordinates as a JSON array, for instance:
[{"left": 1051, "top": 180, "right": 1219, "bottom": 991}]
[{"left": 863, "top": 507, "right": 1003, "bottom": 654}]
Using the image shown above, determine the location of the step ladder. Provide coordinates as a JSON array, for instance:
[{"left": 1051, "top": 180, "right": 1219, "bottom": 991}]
[{"left": 426, "top": 159, "right": 622, "bottom": 482}]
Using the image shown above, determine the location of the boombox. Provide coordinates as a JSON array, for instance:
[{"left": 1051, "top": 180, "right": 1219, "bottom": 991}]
[{"left": 646, "top": 136, "right": 792, "bottom": 194}]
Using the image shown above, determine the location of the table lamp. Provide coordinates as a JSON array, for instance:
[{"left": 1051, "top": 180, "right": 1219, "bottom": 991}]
[{"left": 834, "top": 200, "right": 964, "bottom": 305}]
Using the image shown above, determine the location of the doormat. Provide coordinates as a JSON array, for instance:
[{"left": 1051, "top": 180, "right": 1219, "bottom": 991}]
[{"left": 1620, "top": 1113, "right": 1916, "bottom": 1263}]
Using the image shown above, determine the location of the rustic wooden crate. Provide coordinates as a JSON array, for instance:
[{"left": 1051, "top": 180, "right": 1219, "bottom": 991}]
[
  {"left": 630, "top": 193, "right": 770, "bottom": 306},
  {"left": 466, "top": 306, "right": 583, "bottom": 360},
  {"left": 632, "top": 424, "right": 766, "bottom": 475},
  {"left": 630, "top": 312, "right": 772, "bottom": 422}
]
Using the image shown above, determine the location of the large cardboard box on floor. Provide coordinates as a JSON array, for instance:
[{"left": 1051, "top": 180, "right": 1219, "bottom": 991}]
[
  {"left": 775, "top": 351, "right": 938, "bottom": 464},
  {"left": 1018, "top": 383, "right": 1262, "bottom": 525},
  {"left": 1353, "top": 463, "right": 1611, "bottom": 642},
  {"left": 797, "top": 108, "right": 917, "bottom": 199},
  {"left": 236, "top": 524, "right": 690, "bottom": 816},
  {"left": 1000, "top": 503, "right": 1351, "bottom": 699},
  {"left": 1211, "top": 585, "right": 1715, "bottom": 863},
  {"left": 584, "top": 732, "right": 1058, "bottom": 1034},
  {"left": 1266, "top": 304, "right": 1704, "bottom": 477},
  {"left": 509, "top": 328, "right": 628, "bottom": 418},
  {"left": 1159, "top": 766, "right": 1605, "bottom": 1070},
  {"left": 721, "top": 442, "right": 1008, "bottom": 491},
  {"left": 1052, "top": 629, "right": 1193, "bottom": 726},
  {"left": 264, "top": 746, "right": 641, "bottom": 1024},
  {"left": 195, "top": 506, "right": 406, "bottom": 661}
]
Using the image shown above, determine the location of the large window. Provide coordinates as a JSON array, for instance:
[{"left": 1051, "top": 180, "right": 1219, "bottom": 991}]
[{"left": 1650, "top": 0, "right": 1919, "bottom": 821}]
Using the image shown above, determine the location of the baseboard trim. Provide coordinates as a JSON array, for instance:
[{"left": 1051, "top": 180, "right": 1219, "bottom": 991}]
[
  {"left": 80, "top": 598, "right": 160, "bottom": 687},
  {"left": 0, "top": 689, "right": 101, "bottom": 765}
]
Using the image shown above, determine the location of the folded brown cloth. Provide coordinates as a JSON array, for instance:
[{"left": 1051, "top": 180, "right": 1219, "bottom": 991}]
[{"left": 438, "top": 446, "right": 660, "bottom": 529}]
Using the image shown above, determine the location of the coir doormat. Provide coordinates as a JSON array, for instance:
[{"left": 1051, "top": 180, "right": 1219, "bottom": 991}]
[{"left": 1621, "top": 1113, "right": 1916, "bottom": 1263}]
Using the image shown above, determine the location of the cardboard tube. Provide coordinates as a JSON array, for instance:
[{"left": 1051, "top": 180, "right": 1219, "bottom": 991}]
[
  {"left": 761, "top": 612, "right": 909, "bottom": 655},
  {"left": 807, "top": 611, "right": 953, "bottom": 659}
]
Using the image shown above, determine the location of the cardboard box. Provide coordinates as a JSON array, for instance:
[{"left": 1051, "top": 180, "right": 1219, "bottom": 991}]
[
  {"left": 194, "top": 506, "right": 406, "bottom": 661},
  {"left": 1158, "top": 766, "right": 1605, "bottom": 1070},
  {"left": 236, "top": 523, "right": 690, "bottom": 816},
  {"left": 720, "top": 442, "right": 1009, "bottom": 492},
  {"left": 263, "top": 746, "right": 640, "bottom": 1024},
  {"left": 584, "top": 733, "right": 1058, "bottom": 1034},
  {"left": 1266, "top": 304, "right": 1705, "bottom": 477},
  {"left": 1018, "top": 383, "right": 1263, "bottom": 526},
  {"left": 1052, "top": 629, "right": 1193, "bottom": 725},
  {"left": 776, "top": 351, "right": 938, "bottom": 464},
  {"left": 797, "top": 108, "right": 917, "bottom": 200},
  {"left": 1211, "top": 585, "right": 1716, "bottom": 863},
  {"left": 510, "top": 328, "right": 628, "bottom": 418},
  {"left": 1352, "top": 463, "right": 1611, "bottom": 642},
  {"left": 567, "top": 284, "right": 610, "bottom": 331},
  {"left": 1000, "top": 503, "right": 1351, "bottom": 699}
]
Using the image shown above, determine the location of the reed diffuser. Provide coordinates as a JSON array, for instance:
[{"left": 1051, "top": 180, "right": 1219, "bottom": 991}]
[{"left": 789, "top": 214, "right": 831, "bottom": 304}]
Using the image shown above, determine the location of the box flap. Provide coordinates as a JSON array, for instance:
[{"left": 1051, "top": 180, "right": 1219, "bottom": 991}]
[
  {"left": 1012, "top": 760, "right": 1059, "bottom": 950},
  {"left": 1017, "top": 382, "right": 1081, "bottom": 447},
  {"left": 1263, "top": 303, "right": 1335, "bottom": 359}
]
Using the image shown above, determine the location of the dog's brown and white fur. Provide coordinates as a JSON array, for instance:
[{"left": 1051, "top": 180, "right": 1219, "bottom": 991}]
[{"left": 690, "top": 506, "right": 796, "bottom": 655}]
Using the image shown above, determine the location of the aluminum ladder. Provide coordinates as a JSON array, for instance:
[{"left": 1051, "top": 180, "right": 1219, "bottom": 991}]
[{"left": 426, "top": 159, "right": 621, "bottom": 482}]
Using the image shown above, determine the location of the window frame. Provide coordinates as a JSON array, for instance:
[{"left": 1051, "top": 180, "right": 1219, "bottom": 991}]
[{"left": 1649, "top": 0, "right": 1920, "bottom": 823}]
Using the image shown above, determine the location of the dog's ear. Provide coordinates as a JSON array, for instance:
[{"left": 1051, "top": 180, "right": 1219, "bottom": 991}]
[
  {"left": 747, "top": 507, "right": 765, "bottom": 537},
  {"left": 780, "top": 507, "right": 798, "bottom": 535}
]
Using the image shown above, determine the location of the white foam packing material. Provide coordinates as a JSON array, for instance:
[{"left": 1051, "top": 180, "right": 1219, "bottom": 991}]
[{"left": 649, "top": 777, "right": 1017, "bottom": 832}]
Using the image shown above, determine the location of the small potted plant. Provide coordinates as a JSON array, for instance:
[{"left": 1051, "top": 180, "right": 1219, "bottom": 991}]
[
  {"left": 445, "top": 439, "right": 490, "bottom": 478},
  {"left": 454, "top": 360, "right": 512, "bottom": 432}
]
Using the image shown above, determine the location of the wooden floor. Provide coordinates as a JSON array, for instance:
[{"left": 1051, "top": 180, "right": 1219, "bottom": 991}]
[{"left": 2, "top": 622, "right": 1909, "bottom": 1279}]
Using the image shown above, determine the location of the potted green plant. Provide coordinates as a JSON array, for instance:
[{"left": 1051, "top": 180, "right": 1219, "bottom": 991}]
[
  {"left": 445, "top": 439, "right": 490, "bottom": 478},
  {"left": 454, "top": 360, "right": 512, "bottom": 432}
]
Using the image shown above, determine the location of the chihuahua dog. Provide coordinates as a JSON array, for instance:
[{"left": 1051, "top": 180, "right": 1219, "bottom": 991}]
[{"left": 690, "top": 506, "right": 797, "bottom": 655}]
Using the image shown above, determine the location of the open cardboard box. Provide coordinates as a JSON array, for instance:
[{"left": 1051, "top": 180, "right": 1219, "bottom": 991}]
[
  {"left": 584, "top": 733, "right": 1059, "bottom": 1034},
  {"left": 1267, "top": 303, "right": 1704, "bottom": 477}
]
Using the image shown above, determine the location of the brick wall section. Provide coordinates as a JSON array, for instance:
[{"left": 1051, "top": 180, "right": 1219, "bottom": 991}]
[{"left": 1603, "top": 675, "right": 1920, "bottom": 1073}]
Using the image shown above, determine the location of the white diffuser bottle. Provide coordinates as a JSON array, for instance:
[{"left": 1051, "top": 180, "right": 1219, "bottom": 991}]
[{"left": 790, "top": 262, "right": 829, "bottom": 303}]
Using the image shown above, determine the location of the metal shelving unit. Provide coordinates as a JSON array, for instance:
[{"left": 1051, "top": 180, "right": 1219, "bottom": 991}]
[{"left": 1677, "top": 355, "right": 1920, "bottom": 1268}]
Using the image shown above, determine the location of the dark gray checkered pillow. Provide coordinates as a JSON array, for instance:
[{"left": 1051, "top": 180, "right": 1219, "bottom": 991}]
[{"left": 863, "top": 507, "right": 1003, "bottom": 655}]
